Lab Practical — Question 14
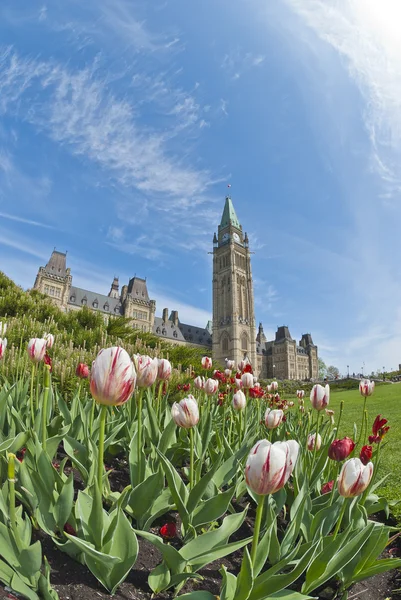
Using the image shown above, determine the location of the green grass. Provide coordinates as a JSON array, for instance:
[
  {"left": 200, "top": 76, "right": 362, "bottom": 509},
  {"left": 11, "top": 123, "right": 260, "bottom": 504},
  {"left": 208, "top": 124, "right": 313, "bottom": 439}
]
[{"left": 329, "top": 383, "right": 401, "bottom": 520}]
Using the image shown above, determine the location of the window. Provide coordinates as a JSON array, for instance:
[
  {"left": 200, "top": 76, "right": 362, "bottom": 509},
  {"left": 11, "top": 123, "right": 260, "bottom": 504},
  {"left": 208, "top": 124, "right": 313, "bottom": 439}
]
[
  {"left": 70, "top": 295, "right": 76, "bottom": 302},
  {"left": 241, "top": 334, "right": 248, "bottom": 351},
  {"left": 93, "top": 300, "right": 98, "bottom": 308},
  {"left": 173, "top": 331, "right": 178, "bottom": 338},
  {"left": 222, "top": 337, "right": 229, "bottom": 352},
  {"left": 55, "top": 288, "right": 61, "bottom": 298},
  {"left": 162, "top": 328, "right": 166, "bottom": 335},
  {"left": 156, "top": 327, "right": 161, "bottom": 334},
  {"left": 49, "top": 286, "right": 55, "bottom": 296},
  {"left": 44, "top": 285, "right": 49, "bottom": 294},
  {"left": 82, "top": 297, "right": 87, "bottom": 305},
  {"left": 114, "top": 306, "right": 120, "bottom": 313},
  {"left": 104, "top": 304, "right": 109, "bottom": 311}
]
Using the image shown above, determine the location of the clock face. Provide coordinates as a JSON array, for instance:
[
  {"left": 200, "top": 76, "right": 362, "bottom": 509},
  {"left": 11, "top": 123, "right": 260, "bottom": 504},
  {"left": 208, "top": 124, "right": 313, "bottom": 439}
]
[
  {"left": 233, "top": 232, "right": 241, "bottom": 243},
  {"left": 222, "top": 233, "right": 230, "bottom": 242}
]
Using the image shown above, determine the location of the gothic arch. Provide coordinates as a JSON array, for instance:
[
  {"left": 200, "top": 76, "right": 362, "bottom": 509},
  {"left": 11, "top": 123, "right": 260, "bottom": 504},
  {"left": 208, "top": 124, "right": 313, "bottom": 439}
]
[{"left": 241, "top": 332, "right": 248, "bottom": 351}]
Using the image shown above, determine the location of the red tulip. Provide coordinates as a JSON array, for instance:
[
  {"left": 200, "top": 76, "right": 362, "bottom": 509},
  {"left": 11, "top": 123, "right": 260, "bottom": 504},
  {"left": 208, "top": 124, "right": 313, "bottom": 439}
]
[
  {"left": 76, "top": 363, "right": 90, "bottom": 379},
  {"left": 328, "top": 437, "right": 355, "bottom": 461},
  {"left": 63, "top": 523, "right": 77, "bottom": 536},
  {"left": 369, "top": 415, "right": 390, "bottom": 444},
  {"left": 360, "top": 445, "right": 373, "bottom": 465},
  {"left": 321, "top": 480, "right": 334, "bottom": 495},
  {"left": 44, "top": 353, "right": 52, "bottom": 372},
  {"left": 159, "top": 522, "right": 177, "bottom": 539}
]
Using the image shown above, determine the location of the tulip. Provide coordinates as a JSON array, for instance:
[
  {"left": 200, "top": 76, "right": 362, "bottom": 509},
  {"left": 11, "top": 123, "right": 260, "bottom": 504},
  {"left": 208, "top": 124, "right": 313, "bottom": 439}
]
[
  {"left": 0, "top": 322, "right": 6, "bottom": 336},
  {"left": 201, "top": 356, "right": 212, "bottom": 369},
  {"left": 159, "top": 522, "right": 177, "bottom": 540},
  {"left": 204, "top": 378, "right": 219, "bottom": 395},
  {"left": 0, "top": 338, "right": 7, "bottom": 360},
  {"left": 288, "top": 401, "right": 294, "bottom": 407},
  {"left": 299, "top": 405, "right": 305, "bottom": 413},
  {"left": 43, "top": 332, "right": 55, "bottom": 349},
  {"left": 296, "top": 389, "right": 305, "bottom": 399},
  {"left": 224, "top": 368, "right": 232, "bottom": 377},
  {"left": 265, "top": 408, "right": 284, "bottom": 429},
  {"left": 232, "top": 390, "right": 246, "bottom": 411},
  {"left": 235, "top": 377, "right": 243, "bottom": 389},
  {"left": 225, "top": 359, "right": 235, "bottom": 370},
  {"left": 360, "top": 445, "right": 373, "bottom": 465},
  {"left": 321, "top": 480, "right": 334, "bottom": 495},
  {"left": 359, "top": 379, "right": 375, "bottom": 397},
  {"left": 241, "top": 372, "right": 254, "bottom": 389},
  {"left": 307, "top": 432, "right": 322, "bottom": 451},
  {"left": 245, "top": 439, "right": 299, "bottom": 496},
  {"left": 193, "top": 375, "right": 205, "bottom": 390},
  {"left": 270, "top": 381, "right": 278, "bottom": 392},
  {"left": 76, "top": 363, "right": 89, "bottom": 379},
  {"left": 171, "top": 395, "right": 199, "bottom": 429},
  {"left": 338, "top": 458, "right": 373, "bottom": 497},
  {"left": 157, "top": 358, "right": 172, "bottom": 381},
  {"left": 90, "top": 347, "right": 136, "bottom": 406},
  {"left": 134, "top": 354, "right": 158, "bottom": 388},
  {"left": 325, "top": 409, "right": 335, "bottom": 424},
  {"left": 310, "top": 384, "right": 330, "bottom": 411},
  {"left": 27, "top": 338, "right": 47, "bottom": 363},
  {"left": 328, "top": 437, "right": 355, "bottom": 461},
  {"left": 253, "top": 380, "right": 261, "bottom": 389},
  {"left": 369, "top": 415, "right": 390, "bottom": 444}
]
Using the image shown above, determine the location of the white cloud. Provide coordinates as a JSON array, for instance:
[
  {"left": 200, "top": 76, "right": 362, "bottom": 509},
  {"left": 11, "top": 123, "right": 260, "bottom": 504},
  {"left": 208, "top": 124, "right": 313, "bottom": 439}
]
[
  {"left": 221, "top": 49, "right": 266, "bottom": 80},
  {"left": 0, "top": 212, "right": 54, "bottom": 229}
]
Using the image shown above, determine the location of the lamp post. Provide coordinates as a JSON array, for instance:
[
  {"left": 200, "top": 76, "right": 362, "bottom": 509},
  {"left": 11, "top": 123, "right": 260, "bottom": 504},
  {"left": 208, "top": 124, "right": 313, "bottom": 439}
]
[
  {"left": 347, "top": 365, "right": 349, "bottom": 378},
  {"left": 273, "top": 364, "right": 276, "bottom": 378}
]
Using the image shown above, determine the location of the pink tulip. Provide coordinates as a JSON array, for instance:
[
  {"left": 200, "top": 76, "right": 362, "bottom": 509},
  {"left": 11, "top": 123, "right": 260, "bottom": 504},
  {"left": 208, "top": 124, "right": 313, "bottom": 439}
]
[
  {"left": 359, "top": 379, "right": 375, "bottom": 397},
  {"left": 225, "top": 359, "right": 235, "bottom": 370},
  {"left": 43, "top": 333, "right": 55, "bottom": 349},
  {"left": 157, "top": 358, "right": 172, "bottom": 381},
  {"left": 307, "top": 432, "right": 322, "bottom": 451},
  {"left": 27, "top": 338, "right": 47, "bottom": 363},
  {"left": 90, "top": 347, "right": 136, "bottom": 406},
  {"left": 204, "top": 378, "right": 219, "bottom": 395},
  {"left": 0, "top": 338, "right": 7, "bottom": 360},
  {"left": 232, "top": 390, "right": 246, "bottom": 411},
  {"left": 194, "top": 375, "right": 205, "bottom": 390},
  {"left": 171, "top": 395, "right": 199, "bottom": 428},
  {"left": 245, "top": 439, "right": 299, "bottom": 495},
  {"left": 310, "top": 384, "right": 330, "bottom": 410},
  {"left": 338, "top": 458, "right": 374, "bottom": 497},
  {"left": 201, "top": 356, "right": 212, "bottom": 369},
  {"left": 241, "top": 372, "right": 254, "bottom": 389},
  {"left": 265, "top": 408, "right": 284, "bottom": 429},
  {"left": 134, "top": 354, "right": 158, "bottom": 388}
]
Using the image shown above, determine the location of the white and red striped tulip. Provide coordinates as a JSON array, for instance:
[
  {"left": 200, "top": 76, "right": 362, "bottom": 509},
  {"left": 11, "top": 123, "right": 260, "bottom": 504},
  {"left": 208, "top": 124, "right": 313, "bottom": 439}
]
[
  {"left": 310, "top": 384, "right": 330, "bottom": 411},
  {"left": 225, "top": 359, "right": 235, "bottom": 370},
  {"left": 235, "top": 377, "right": 243, "bottom": 389},
  {"left": 27, "top": 338, "right": 47, "bottom": 363},
  {"left": 232, "top": 390, "right": 246, "bottom": 411},
  {"left": 359, "top": 379, "right": 375, "bottom": 397},
  {"left": 0, "top": 322, "right": 7, "bottom": 336},
  {"left": 43, "top": 332, "right": 55, "bottom": 349},
  {"left": 307, "top": 432, "right": 322, "bottom": 451},
  {"left": 0, "top": 338, "right": 7, "bottom": 360},
  {"left": 270, "top": 381, "right": 278, "bottom": 392},
  {"left": 90, "top": 346, "right": 136, "bottom": 406},
  {"left": 157, "top": 358, "right": 172, "bottom": 381},
  {"left": 338, "top": 458, "right": 374, "bottom": 497},
  {"left": 201, "top": 356, "right": 212, "bottom": 369},
  {"left": 238, "top": 359, "right": 250, "bottom": 372},
  {"left": 194, "top": 375, "right": 205, "bottom": 390},
  {"left": 296, "top": 390, "right": 305, "bottom": 399},
  {"left": 241, "top": 372, "right": 254, "bottom": 389},
  {"left": 224, "top": 369, "right": 232, "bottom": 377},
  {"left": 204, "top": 378, "right": 219, "bottom": 395},
  {"left": 245, "top": 439, "right": 299, "bottom": 495},
  {"left": 265, "top": 408, "right": 284, "bottom": 429},
  {"left": 134, "top": 354, "right": 158, "bottom": 388},
  {"left": 171, "top": 395, "right": 199, "bottom": 428}
]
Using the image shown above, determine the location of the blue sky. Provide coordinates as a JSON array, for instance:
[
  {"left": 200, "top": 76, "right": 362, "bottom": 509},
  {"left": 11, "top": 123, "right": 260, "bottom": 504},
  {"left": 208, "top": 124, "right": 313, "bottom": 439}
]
[{"left": 1, "top": 0, "right": 401, "bottom": 375}]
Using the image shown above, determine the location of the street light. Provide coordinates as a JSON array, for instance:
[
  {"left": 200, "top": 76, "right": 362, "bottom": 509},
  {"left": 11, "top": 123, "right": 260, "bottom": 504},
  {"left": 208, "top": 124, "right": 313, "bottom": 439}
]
[
  {"left": 273, "top": 364, "right": 276, "bottom": 378},
  {"left": 347, "top": 365, "right": 349, "bottom": 378}
]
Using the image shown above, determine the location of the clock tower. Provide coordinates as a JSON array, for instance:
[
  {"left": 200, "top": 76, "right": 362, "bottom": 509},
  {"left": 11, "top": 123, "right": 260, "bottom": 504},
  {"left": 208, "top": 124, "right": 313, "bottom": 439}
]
[{"left": 212, "top": 196, "right": 257, "bottom": 370}]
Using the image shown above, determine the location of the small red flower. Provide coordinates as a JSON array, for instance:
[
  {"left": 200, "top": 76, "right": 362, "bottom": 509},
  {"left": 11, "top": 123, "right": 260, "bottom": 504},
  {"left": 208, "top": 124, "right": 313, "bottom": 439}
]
[
  {"left": 76, "top": 363, "right": 89, "bottom": 379},
  {"left": 16, "top": 448, "right": 26, "bottom": 463},
  {"left": 328, "top": 437, "right": 355, "bottom": 461},
  {"left": 360, "top": 445, "right": 373, "bottom": 465},
  {"left": 63, "top": 522, "right": 77, "bottom": 536},
  {"left": 159, "top": 522, "right": 177, "bottom": 540},
  {"left": 182, "top": 383, "right": 191, "bottom": 392},
  {"left": 321, "top": 480, "right": 334, "bottom": 495},
  {"left": 52, "top": 461, "right": 60, "bottom": 470},
  {"left": 44, "top": 353, "right": 52, "bottom": 372},
  {"left": 243, "top": 363, "right": 253, "bottom": 374}
]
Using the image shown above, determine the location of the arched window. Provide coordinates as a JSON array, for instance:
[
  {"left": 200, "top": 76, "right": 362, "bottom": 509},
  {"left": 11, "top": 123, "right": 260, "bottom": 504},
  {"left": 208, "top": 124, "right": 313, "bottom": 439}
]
[
  {"left": 70, "top": 295, "right": 76, "bottom": 302},
  {"left": 222, "top": 337, "right": 229, "bottom": 352},
  {"left": 241, "top": 333, "right": 248, "bottom": 351},
  {"left": 93, "top": 300, "right": 98, "bottom": 309},
  {"left": 82, "top": 297, "right": 87, "bottom": 305}
]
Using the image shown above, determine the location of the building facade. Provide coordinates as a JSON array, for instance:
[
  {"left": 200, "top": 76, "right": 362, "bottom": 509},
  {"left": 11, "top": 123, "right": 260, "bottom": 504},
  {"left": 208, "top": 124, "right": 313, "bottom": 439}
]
[{"left": 33, "top": 197, "right": 318, "bottom": 380}]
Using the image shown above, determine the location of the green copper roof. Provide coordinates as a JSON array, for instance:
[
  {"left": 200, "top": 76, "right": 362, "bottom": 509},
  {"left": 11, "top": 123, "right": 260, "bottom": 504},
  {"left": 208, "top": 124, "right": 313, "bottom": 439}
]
[{"left": 220, "top": 196, "right": 241, "bottom": 229}]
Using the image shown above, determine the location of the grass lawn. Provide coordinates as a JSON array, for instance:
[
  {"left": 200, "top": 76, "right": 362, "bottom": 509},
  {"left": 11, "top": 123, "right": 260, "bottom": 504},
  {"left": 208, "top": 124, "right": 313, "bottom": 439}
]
[{"left": 329, "top": 383, "right": 401, "bottom": 520}]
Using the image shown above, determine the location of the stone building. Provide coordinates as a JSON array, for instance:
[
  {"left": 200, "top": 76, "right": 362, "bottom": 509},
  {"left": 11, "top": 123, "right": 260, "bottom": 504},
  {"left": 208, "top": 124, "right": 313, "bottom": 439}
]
[{"left": 33, "top": 196, "right": 317, "bottom": 379}]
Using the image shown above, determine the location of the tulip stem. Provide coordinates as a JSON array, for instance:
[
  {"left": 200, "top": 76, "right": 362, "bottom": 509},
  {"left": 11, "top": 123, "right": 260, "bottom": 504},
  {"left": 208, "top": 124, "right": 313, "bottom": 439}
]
[
  {"left": 356, "top": 398, "right": 367, "bottom": 450},
  {"left": 30, "top": 363, "right": 36, "bottom": 424},
  {"left": 41, "top": 366, "right": 51, "bottom": 451},
  {"left": 8, "top": 453, "right": 22, "bottom": 551},
  {"left": 189, "top": 427, "right": 194, "bottom": 490},
  {"left": 97, "top": 404, "right": 107, "bottom": 495},
  {"left": 310, "top": 411, "right": 321, "bottom": 482},
  {"left": 250, "top": 497, "right": 264, "bottom": 566},
  {"left": 333, "top": 499, "right": 347, "bottom": 540},
  {"left": 137, "top": 389, "right": 144, "bottom": 482},
  {"left": 336, "top": 401, "right": 344, "bottom": 438}
]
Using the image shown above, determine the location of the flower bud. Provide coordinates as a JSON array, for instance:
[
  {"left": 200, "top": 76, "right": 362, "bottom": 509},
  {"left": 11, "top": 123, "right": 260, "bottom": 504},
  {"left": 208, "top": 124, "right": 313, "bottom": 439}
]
[
  {"left": 90, "top": 346, "right": 136, "bottom": 406},
  {"left": 224, "top": 368, "right": 232, "bottom": 377},
  {"left": 270, "top": 381, "right": 278, "bottom": 392},
  {"left": 157, "top": 358, "right": 172, "bottom": 381},
  {"left": 232, "top": 390, "right": 246, "bottom": 411},
  {"left": 0, "top": 338, "right": 7, "bottom": 360},
  {"left": 76, "top": 363, "right": 89, "bottom": 379},
  {"left": 328, "top": 437, "right": 355, "bottom": 461},
  {"left": 359, "top": 379, "right": 374, "bottom": 397},
  {"left": 235, "top": 377, "right": 243, "bottom": 389},
  {"left": 171, "top": 395, "right": 199, "bottom": 428},
  {"left": 225, "top": 359, "right": 235, "bottom": 370},
  {"left": 134, "top": 354, "right": 158, "bottom": 388},
  {"left": 296, "top": 389, "right": 305, "bottom": 399},
  {"left": 307, "top": 432, "right": 322, "bottom": 451},
  {"left": 159, "top": 522, "right": 177, "bottom": 540},
  {"left": 338, "top": 458, "right": 373, "bottom": 497},
  {"left": 241, "top": 372, "right": 254, "bottom": 389},
  {"left": 204, "top": 378, "right": 219, "bottom": 395},
  {"left": 27, "top": 338, "right": 47, "bottom": 363},
  {"left": 0, "top": 322, "right": 7, "bottom": 337},
  {"left": 359, "top": 445, "right": 373, "bottom": 465},
  {"left": 321, "top": 480, "right": 334, "bottom": 495},
  {"left": 201, "top": 356, "right": 212, "bottom": 369},
  {"left": 193, "top": 375, "right": 205, "bottom": 390},
  {"left": 310, "top": 384, "right": 330, "bottom": 410},
  {"left": 264, "top": 408, "right": 284, "bottom": 429},
  {"left": 245, "top": 439, "right": 299, "bottom": 495},
  {"left": 44, "top": 332, "right": 55, "bottom": 349}
]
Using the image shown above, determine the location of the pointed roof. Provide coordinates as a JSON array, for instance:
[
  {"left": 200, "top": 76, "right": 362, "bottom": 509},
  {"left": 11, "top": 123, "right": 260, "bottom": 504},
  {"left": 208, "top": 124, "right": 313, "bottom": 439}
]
[
  {"left": 44, "top": 250, "right": 67, "bottom": 276},
  {"left": 220, "top": 196, "right": 241, "bottom": 229}
]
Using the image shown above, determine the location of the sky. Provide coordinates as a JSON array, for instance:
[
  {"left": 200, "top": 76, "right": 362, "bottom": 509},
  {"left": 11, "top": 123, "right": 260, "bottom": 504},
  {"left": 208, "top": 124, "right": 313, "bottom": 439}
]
[{"left": 1, "top": 0, "right": 401, "bottom": 375}]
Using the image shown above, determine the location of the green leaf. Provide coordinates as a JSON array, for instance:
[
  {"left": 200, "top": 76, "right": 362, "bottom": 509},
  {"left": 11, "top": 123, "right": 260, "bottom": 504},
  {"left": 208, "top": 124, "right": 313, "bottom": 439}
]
[
  {"left": 220, "top": 565, "right": 237, "bottom": 600},
  {"left": 351, "top": 558, "right": 401, "bottom": 583},
  {"left": 135, "top": 529, "right": 185, "bottom": 574},
  {"left": 53, "top": 474, "right": 74, "bottom": 531},
  {"left": 187, "top": 459, "right": 220, "bottom": 514},
  {"left": 176, "top": 593, "right": 217, "bottom": 599},
  {"left": 128, "top": 471, "right": 164, "bottom": 520},
  {"left": 157, "top": 417, "right": 176, "bottom": 456},
  {"left": 190, "top": 537, "right": 252, "bottom": 572},
  {"left": 0, "top": 432, "right": 29, "bottom": 454},
  {"left": 144, "top": 390, "right": 160, "bottom": 446},
  {"left": 148, "top": 562, "right": 171, "bottom": 593},
  {"left": 63, "top": 532, "right": 120, "bottom": 565},
  {"left": 155, "top": 449, "right": 189, "bottom": 523},
  {"left": 10, "top": 573, "right": 40, "bottom": 600},
  {"left": 235, "top": 547, "right": 254, "bottom": 600},
  {"left": 192, "top": 487, "right": 235, "bottom": 528},
  {"left": 264, "top": 592, "right": 316, "bottom": 600},
  {"left": 19, "top": 541, "right": 42, "bottom": 578},
  {"left": 280, "top": 495, "right": 307, "bottom": 557},
  {"left": 105, "top": 510, "right": 139, "bottom": 594}
]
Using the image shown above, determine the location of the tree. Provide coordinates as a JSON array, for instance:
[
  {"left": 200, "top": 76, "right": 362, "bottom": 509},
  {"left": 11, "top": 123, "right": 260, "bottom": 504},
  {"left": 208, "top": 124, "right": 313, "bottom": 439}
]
[
  {"left": 327, "top": 365, "right": 340, "bottom": 379},
  {"left": 318, "top": 358, "right": 327, "bottom": 379}
]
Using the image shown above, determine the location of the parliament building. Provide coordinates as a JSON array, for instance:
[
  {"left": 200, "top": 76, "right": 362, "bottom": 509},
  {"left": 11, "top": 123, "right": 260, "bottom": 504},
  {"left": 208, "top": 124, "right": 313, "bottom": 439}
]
[{"left": 33, "top": 197, "right": 318, "bottom": 380}]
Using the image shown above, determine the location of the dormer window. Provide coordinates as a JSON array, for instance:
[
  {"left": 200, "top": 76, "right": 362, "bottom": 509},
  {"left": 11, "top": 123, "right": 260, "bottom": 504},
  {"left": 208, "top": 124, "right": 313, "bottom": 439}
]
[
  {"left": 173, "top": 331, "right": 178, "bottom": 338},
  {"left": 156, "top": 327, "right": 161, "bottom": 334},
  {"left": 104, "top": 304, "right": 109, "bottom": 311},
  {"left": 114, "top": 306, "right": 120, "bottom": 313},
  {"left": 93, "top": 300, "right": 98, "bottom": 309},
  {"left": 162, "top": 328, "right": 166, "bottom": 335},
  {"left": 82, "top": 297, "right": 87, "bottom": 305},
  {"left": 70, "top": 295, "right": 76, "bottom": 302}
]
